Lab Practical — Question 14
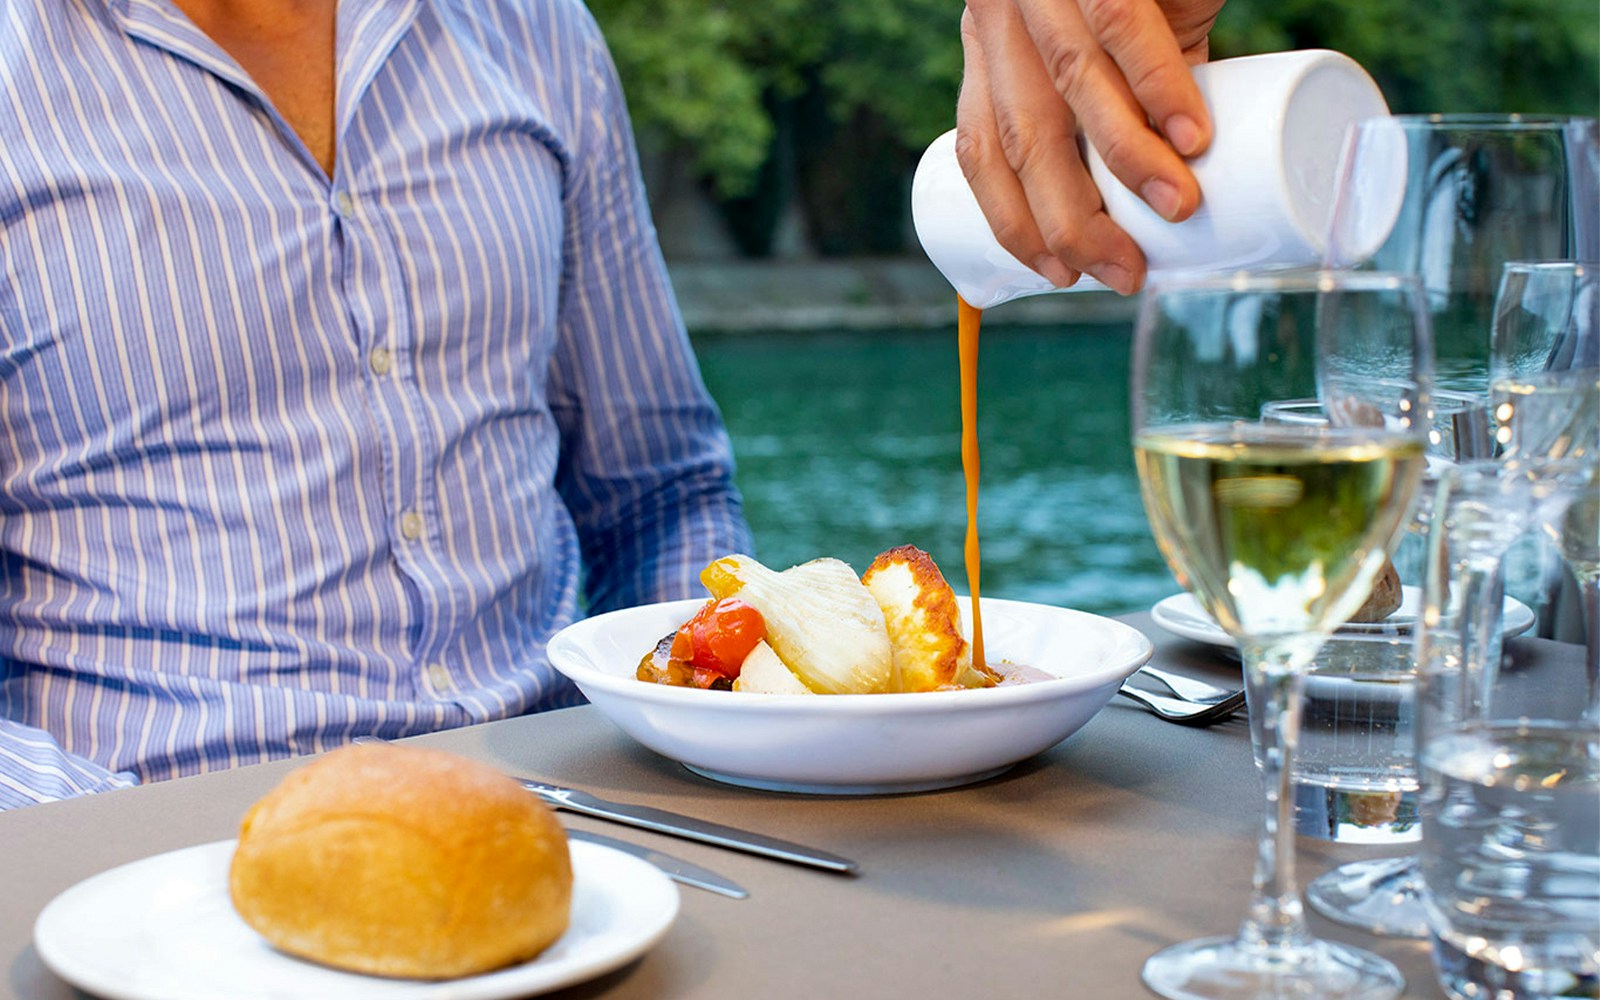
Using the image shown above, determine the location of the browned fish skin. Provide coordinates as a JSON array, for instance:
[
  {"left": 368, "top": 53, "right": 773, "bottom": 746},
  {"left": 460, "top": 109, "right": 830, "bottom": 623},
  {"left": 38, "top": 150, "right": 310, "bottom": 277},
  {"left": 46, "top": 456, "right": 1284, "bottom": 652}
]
[{"left": 863, "top": 545, "right": 990, "bottom": 692}]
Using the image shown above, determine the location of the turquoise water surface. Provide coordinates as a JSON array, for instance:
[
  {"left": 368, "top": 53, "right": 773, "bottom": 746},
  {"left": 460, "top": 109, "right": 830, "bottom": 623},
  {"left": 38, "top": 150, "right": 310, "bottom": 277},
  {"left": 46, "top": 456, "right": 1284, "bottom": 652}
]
[{"left": 692, "top": 322, "right": 1178, "bottom": 618}]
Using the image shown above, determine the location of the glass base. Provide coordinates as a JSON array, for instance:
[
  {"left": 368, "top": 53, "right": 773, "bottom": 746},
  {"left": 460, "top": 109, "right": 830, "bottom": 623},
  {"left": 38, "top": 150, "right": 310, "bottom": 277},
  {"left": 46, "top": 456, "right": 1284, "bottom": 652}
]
[
  {"left": 1433, "top": 928, "right": 1600, "bottom": 1000},
  {"left": 1306, "top": 856, "right": 1431, "bottom": 939},
  {"left": 1142, "top": 935, "right": 1404, "bottom": 1000}
]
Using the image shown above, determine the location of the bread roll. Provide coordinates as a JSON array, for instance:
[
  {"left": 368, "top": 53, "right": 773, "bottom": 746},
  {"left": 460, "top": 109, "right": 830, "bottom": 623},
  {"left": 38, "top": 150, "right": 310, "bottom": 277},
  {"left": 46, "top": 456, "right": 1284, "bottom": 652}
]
[
  {"left": 229, "top": 742, "right": 572, "bottom": 979},
  {"left": 1347, "top": 558, "right": 1403, "bottom": 623}
]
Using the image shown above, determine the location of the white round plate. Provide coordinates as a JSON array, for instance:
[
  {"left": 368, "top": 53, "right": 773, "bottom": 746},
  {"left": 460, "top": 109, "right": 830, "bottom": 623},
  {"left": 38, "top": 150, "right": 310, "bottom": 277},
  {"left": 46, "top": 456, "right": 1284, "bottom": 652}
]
[
  {"left": 547, "top": 597, "right": 1154, "bottom": 795},
  {"left": 34, "top": 839, "right": 678, "bottom": 1000},
  {"left": 1150, "top": 587, "right": 1538, "bottom": 649}
]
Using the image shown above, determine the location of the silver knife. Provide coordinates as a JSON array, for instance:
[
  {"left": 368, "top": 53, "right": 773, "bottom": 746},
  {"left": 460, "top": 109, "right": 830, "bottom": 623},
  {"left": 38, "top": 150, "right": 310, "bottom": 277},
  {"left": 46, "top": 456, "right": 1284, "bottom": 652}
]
[
  {"left": 566, "top": 828, "right": 749, "bottom": 899},
  {"left": 521, "top": 779, "right": 859, "bottom": 875}
]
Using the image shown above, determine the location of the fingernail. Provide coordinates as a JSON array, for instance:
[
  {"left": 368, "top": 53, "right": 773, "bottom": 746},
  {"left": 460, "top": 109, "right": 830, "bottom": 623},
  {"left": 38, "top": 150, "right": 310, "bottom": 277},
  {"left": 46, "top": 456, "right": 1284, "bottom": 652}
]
[
  {"left": 1164, "top": 114, "right": 1204, "bottom": 156},
  {"left": 1140, "top": 178, "right": 1183, "bottom": 222},
  {"left": 1032, "top": 255, "right": 1079, "bottom": 288},
  {"left": 1092, "top": 263, "right": 1135, "bottom": 296}
]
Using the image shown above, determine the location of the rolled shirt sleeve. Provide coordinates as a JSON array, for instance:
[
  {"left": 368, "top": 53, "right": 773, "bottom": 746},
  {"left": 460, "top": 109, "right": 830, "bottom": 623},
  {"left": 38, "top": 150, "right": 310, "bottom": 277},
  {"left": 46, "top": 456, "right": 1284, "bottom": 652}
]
[{"left": 0, "top": 719, "right": 137, "bottom": 811}]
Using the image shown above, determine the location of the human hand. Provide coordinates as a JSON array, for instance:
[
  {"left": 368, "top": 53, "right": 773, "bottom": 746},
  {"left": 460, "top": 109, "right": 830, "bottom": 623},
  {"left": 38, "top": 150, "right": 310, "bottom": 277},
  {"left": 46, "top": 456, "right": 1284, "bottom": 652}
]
[{"left": 957, "top": 0, "right": 1224, "bottom": 295}]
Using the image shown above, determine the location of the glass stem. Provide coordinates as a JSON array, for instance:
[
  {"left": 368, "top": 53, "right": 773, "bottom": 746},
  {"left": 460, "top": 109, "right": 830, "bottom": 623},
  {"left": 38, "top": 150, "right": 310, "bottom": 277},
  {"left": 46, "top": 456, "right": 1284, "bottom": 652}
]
[
  {"left": 1457, "top": 559, "right": 1507, "bottom": 721},
  {"left": 1582, "top": 576, "right": 1600, "bottom": 719},
  {"left": 1239, "top": 644, "right": 1312, "bottom": 952}
]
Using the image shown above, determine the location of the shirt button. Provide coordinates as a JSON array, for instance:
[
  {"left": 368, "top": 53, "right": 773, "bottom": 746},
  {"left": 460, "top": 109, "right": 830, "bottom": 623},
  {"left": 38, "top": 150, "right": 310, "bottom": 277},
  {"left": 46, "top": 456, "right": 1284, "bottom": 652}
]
[
  {"left": 368, "top": 346, "right": 393, "bottom": 376},
  {"left": 400, "top": 510, "right": 425, "bottom": 541},
  {"left": 335, "top": 190, "right": 356, "bottom": 216},
  {"left": 427, "top": 663, "right": 453, "bottom": 693}
]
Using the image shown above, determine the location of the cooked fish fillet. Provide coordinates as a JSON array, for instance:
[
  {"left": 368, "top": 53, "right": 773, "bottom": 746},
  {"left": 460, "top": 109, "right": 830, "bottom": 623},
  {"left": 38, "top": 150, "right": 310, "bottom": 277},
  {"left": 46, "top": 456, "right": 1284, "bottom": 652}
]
[
  {"left": 862, "top": 545, "right": 982, "bottom": 692},
  {"left": 732, "top": 640, "right": 815, "bottom": 694},
  {"left": 702, "top": 554, "right": 893, "bottom": 694}
]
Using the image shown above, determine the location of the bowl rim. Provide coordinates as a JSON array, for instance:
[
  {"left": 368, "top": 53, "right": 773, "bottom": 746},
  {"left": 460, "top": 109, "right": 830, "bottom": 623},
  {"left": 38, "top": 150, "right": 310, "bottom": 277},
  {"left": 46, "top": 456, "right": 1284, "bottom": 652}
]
[{"left": 546, "top": 596, "right": 1154, "bottom": 715}]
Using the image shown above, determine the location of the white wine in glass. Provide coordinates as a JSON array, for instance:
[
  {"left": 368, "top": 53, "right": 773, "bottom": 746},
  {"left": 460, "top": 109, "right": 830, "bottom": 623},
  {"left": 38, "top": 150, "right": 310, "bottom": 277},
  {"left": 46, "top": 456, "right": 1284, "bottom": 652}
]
[{"left": 1133, "top": 271, "right": 1431, "bottom": 1000}]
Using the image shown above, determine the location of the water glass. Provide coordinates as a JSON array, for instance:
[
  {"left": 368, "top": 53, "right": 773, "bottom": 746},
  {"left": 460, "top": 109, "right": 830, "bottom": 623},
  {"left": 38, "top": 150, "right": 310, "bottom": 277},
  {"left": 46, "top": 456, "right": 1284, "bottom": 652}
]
[
  {"left": 1262, "top": 390, "right": 1475, "bottom": 849},
  {"left": 1324, "top": 114, "right": 1600, "bottom": 660},
  {"left": 1259, "top": 394, "right": 1428, "bottom": 942},
  {"left": 1293, "top": 633, "right": 1421, "bottom": 848},
  {"left": 1415, "top": 467, "right": 1600, "bottom": 1000}
]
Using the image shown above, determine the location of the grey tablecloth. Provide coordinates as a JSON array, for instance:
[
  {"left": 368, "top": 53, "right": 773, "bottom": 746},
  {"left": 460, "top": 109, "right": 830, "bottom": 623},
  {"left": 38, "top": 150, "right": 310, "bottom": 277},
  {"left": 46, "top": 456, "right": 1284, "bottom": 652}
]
[{"left": 0, "top": 614, "right": 1583, "bottom": 999}]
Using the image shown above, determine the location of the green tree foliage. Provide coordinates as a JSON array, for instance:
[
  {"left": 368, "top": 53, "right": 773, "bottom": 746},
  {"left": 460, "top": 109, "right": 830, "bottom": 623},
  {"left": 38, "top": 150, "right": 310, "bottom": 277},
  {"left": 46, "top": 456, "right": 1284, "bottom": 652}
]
[
  {"left": 588, "top": 0, "right": 962, "bottom": 197},
  {"left": 589, "top": 0, "right": 1597, "bottom": 247},
  {"left": 818, "top": 0, "right": 966, "bottom": 152},
  {"left": 585, "top": 0, "right": 794, "bottom": 197},
  {"left": 1211, "top": 0, "right": 1599, "bottom": 115}
]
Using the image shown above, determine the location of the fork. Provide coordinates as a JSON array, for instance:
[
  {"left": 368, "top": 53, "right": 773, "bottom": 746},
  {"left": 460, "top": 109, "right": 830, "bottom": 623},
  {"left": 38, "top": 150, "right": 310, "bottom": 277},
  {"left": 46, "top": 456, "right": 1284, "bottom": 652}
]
[
  {"left": 1115, "top": 683, "right": 1246, "bottom": 726},
  {"left": 1134, "top": 665, "right": 1240, "bottom": 705}
]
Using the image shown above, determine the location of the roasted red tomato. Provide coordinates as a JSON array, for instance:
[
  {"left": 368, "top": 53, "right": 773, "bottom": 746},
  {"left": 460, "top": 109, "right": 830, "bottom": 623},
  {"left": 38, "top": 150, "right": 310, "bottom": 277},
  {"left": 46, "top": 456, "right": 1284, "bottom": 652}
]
[{"left": 669, "top": 598, "right": 766, "bottom": 679}]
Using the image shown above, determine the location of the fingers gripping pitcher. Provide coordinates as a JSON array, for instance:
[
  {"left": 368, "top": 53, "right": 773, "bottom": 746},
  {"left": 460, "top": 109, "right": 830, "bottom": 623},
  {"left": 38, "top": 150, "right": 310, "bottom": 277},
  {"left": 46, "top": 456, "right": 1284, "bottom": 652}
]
[{"left": 912, "top": 49, "right": 1398, "bottom": 309}]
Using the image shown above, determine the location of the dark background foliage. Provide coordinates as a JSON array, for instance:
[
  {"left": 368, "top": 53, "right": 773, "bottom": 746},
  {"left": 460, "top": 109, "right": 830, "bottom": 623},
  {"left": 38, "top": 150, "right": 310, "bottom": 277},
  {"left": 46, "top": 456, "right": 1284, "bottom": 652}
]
[{"left": 587, "top": 0, "right": 1600, "bottom": 259}]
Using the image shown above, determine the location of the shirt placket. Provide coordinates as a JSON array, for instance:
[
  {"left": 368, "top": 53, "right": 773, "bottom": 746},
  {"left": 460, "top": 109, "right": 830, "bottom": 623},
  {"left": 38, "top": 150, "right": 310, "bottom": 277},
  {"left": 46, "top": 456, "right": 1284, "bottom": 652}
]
[
  {"left": 332, "top": 193, "right": 452, "bottom": 663},
  {"left": 111, "top": 0, "right": 457, "bottom": 697},
  {"left": 332, "top": 5, "right": 460, "bottom": 698}
]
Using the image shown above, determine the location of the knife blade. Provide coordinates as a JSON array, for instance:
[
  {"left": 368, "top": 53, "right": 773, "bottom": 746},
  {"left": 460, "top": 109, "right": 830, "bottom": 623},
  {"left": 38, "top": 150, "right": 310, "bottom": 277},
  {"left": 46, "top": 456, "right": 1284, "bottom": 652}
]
[
  {"left": 566, "top": 828, "right": 749, "bottom": 899},
  {"left": 521, "top": 779, "right": 859, "bottom": 875}
]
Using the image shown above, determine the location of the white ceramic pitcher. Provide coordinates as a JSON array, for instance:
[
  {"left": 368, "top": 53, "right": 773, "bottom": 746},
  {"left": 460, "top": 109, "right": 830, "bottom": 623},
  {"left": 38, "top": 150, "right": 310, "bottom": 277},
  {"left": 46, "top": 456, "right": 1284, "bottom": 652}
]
[{"left": 912, "top": 49, "right": 1397, "bottom": 308}]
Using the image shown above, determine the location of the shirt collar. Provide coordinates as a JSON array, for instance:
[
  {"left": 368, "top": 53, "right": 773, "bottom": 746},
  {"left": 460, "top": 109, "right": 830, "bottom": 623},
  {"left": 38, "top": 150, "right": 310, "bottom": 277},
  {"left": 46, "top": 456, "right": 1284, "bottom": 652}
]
[
  {"left": 335, "top": 0, "right": 425, "bottom": 140},
  {"left": 103, "top": 0, "right": 259, "bottom": 99},
  {"left": 97, "top": 0, "right": 425, "bottom": 160}
]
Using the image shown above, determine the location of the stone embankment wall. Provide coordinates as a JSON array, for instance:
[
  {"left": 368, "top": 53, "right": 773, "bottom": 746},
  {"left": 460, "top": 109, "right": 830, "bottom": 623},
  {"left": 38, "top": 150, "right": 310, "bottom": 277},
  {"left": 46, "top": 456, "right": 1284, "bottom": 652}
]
[{"left": 666, "top": 257, "right": 1136, "bottom": 333}]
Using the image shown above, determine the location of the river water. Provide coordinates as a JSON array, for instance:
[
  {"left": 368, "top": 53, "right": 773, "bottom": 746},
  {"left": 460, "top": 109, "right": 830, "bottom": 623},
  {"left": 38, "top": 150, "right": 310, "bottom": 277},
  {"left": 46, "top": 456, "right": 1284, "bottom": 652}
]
[{"left": 692, "top": 321, "right": 1177, "bottom": 618}]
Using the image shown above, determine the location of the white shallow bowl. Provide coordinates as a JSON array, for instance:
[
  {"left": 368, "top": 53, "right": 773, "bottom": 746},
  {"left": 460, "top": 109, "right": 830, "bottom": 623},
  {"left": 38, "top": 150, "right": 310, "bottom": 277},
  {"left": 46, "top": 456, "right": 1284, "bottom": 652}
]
[{"left": 547, "top": 597, "right": 1153, "bottom": 795}]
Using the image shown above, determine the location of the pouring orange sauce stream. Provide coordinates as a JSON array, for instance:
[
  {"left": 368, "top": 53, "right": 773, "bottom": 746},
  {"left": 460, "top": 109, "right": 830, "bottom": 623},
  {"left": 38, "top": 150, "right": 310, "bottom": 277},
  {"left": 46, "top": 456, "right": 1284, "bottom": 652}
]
[{"left": 957, "top": 295, "right": 986, "bottom": 670}]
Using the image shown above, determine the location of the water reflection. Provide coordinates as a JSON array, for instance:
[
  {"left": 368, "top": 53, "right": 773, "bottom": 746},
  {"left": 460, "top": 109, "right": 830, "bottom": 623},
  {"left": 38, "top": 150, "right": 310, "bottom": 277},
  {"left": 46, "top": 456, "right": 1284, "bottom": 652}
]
[{"left": 692, "top": 323, "right": 1177, "bottom": 616}]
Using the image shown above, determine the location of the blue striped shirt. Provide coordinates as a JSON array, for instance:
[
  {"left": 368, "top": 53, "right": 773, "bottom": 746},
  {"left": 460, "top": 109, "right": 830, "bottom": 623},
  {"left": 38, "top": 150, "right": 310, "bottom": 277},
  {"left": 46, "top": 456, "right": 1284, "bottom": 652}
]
[{"left": 0, "top": 0, "right": 750, "bottom": 808}]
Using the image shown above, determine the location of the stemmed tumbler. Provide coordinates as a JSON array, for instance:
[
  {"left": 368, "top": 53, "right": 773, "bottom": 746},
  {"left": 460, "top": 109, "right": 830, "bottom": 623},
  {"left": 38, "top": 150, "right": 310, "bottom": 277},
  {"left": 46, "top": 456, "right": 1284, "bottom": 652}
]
[
  {"left": 1326, "top": 114, "right": 1599, "bottom": 397},
  {"left": 1132, "top": 270, "right": 1431, "bottom": 1000},
  {"left": 1303, "top": 113, "right": 1600, "bottom": 938},
  {"left": 1323, "top": 115, "right": 1598, "bottom": 677}
]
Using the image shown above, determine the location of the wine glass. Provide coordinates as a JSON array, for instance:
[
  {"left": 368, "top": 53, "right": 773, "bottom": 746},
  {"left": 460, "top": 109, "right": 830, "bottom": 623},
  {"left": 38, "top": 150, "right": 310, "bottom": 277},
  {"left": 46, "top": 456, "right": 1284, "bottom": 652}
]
[
  {"left": 1133, "top": 270, "right": 1431, "bottom": 1000},
  {"left": 1490, "top": 363, "right": 1600, "bottom": 714},
  {"left": 1492, "top": 261, "right": 1600, "bottom": 379},
  {"left": 1492, "top": 260, "right": 1600, "bottom": 704}
]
